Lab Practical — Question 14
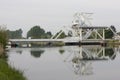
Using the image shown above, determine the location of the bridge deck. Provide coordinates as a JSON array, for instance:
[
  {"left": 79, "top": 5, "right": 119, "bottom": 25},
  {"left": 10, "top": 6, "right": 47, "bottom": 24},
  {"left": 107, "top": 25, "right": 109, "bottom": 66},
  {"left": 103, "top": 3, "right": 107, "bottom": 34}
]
[
  {"left": 9, "top": 39, "right": 63, "bottom": 43},
  {"left": 9, "top": 39, "right": 111, "bottom": 46},
  {"left": 9, "top": 39, "right": 64, "bottom": 42},
  {"left": 9, "top": 39, "right": 111, "bottom": 43}
]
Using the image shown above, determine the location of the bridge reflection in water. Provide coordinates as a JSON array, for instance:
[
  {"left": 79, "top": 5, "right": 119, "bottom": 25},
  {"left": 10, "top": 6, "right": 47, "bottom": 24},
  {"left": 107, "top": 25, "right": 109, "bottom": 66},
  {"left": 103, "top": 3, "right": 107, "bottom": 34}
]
[
  {"left": 59, "top": 46, "right": 118, "bottom": 78},
  {"left": 7, "top": 45, "right": 120, "bottom": 80}
]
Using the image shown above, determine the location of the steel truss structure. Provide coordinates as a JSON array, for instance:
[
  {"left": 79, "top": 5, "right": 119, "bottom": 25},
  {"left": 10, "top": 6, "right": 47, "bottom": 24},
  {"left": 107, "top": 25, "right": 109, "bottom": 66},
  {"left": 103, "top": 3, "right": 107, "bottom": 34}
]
[{"left": 51, "top": 12, "right": 120, "bottom": 41}]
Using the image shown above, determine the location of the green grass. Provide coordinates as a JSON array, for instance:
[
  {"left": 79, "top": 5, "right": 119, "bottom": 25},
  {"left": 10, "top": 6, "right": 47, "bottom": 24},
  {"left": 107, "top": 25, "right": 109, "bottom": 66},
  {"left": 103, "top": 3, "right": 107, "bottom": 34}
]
[{"left": 0, "top": 55, "right": 26, "bottom": 80}]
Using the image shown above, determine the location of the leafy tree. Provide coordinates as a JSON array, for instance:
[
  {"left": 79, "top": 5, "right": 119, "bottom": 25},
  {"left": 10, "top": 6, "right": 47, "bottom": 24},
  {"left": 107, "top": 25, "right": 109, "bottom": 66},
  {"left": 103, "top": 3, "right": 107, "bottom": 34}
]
[
  {"left": 27, "top": 25, "right": 52, "bottom": 39},
  {"left": 0, "top": 26, "right": 8, "bottom": 48},
  {"left": 59, "top": 32, "right": 67, "bottom": 39},
  {"left": 53, "top": 30, "right": 67, "bottom": 39},
  {"left": 110, "top": 25, "right": 116, "bottom": 33},
  {"left": 105, "top": 25, "right": 117, "bottom": 39},
  {"left": 105, "top": 29, "right": 114, "bottom": 39},
  {"left": 46, "top": 31, "right": 52, "bottom": 38},
  {"left": 7, "top": 29, "right": 23, "bottom": 39},
  {"left": 27, "top": 26, "right": 45, "bottom": 39}
]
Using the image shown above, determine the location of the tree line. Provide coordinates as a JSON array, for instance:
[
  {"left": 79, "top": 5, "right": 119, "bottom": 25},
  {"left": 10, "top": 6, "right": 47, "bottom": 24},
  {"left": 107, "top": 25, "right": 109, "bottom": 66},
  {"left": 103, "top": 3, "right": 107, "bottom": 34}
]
[
  {"left": 5, "top": 25, "right": 118, "bottom": 40},
  {"left": 6, "top": 25, "right": 66, "bottom": 39}
]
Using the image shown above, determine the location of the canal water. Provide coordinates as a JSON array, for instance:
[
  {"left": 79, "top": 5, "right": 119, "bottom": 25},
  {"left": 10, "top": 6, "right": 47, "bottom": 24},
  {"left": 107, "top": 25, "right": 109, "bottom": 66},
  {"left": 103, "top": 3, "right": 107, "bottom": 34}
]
[{"left": 7, "top": 46, "right": 120, "bottom": 80}]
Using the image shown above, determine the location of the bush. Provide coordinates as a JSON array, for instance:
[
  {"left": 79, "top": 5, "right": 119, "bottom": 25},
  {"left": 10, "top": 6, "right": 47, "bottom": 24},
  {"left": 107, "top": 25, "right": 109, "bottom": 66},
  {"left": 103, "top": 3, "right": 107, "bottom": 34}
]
[{"left": 0, "top": 26, "right": 8, "bottom": 49}]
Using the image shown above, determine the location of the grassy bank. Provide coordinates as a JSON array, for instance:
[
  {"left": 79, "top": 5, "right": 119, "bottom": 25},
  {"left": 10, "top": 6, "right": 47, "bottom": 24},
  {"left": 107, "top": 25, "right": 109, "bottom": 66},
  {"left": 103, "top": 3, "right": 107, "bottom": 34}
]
[
  {"left": 0, "top": 26, "right": 26, "bottom": 80},
  {"left": 0, "top": 55, "right": 26, "bottom": 80}
]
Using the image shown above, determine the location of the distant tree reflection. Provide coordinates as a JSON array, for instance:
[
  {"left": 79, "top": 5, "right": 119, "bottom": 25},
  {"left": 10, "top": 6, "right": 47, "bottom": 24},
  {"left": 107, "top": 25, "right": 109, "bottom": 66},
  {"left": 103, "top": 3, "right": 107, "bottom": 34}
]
[
  {"left": 59, "top": 49, "right": 65, "bottom": 54},
  {"left": 31, "top": 50, "right": 44, "bottom": 58},
  {"left": 105, "top": 48, "right": 116, "bottom": 60}
]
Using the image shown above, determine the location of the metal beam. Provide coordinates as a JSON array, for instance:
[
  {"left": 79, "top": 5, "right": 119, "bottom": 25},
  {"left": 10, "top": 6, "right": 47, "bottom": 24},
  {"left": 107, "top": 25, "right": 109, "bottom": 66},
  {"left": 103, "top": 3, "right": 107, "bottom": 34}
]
[{"left": 79, "top": 26, "right": 107, "bottom": 29}]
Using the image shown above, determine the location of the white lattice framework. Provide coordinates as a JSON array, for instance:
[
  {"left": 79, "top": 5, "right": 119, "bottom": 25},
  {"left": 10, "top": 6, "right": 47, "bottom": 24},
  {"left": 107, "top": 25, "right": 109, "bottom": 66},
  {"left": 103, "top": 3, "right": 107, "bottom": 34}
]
[{"left": 51, "top": 12, "right": 94, "bottom": 40}]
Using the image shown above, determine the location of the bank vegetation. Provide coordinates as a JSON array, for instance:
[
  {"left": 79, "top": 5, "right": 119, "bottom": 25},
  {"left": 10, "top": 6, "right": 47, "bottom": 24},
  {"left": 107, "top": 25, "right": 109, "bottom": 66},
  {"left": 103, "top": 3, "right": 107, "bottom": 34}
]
[{"left": 0, "top": 26, "right": 26, "bottom": 80}]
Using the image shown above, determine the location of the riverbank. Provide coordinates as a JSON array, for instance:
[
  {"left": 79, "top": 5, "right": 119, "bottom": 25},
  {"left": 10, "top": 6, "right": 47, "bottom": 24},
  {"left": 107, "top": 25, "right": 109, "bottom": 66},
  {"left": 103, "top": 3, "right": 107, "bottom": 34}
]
[{"left": 0, "top": 51, "right": 26, "bottom": 80}]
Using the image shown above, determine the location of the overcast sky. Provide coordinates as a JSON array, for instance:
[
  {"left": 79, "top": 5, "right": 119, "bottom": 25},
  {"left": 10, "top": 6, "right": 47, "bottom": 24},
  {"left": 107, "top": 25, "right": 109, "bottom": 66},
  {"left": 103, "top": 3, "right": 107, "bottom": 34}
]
[{"left": 0, "top": 0, "right": 120, "bottom": 36}]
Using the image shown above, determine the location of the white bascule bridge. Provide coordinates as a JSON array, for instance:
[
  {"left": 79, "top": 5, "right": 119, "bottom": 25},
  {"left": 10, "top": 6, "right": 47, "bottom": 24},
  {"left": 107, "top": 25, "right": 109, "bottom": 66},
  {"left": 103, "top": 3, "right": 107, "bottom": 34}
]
[{"left": 9, "top": 12, "right": 120, "bottom": 47}]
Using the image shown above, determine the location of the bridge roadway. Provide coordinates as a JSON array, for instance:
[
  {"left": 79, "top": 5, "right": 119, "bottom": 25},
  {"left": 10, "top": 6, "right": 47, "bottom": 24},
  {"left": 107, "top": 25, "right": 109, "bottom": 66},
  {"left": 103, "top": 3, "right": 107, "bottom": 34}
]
[
  {"left": 9, "top": 39, "right": 111, "bottom": 43},
  {"left": 9, "top": 39, "right": 65, "bottom": 43}
]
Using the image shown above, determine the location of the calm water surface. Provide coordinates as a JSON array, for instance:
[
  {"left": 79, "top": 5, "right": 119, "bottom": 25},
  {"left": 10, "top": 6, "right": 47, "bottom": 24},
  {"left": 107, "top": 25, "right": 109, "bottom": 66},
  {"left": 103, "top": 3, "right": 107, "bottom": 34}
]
[{"left": 7, "top": 46, "right": 120, "bottom": 80}]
